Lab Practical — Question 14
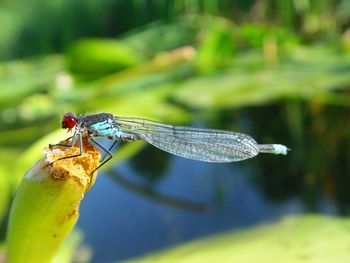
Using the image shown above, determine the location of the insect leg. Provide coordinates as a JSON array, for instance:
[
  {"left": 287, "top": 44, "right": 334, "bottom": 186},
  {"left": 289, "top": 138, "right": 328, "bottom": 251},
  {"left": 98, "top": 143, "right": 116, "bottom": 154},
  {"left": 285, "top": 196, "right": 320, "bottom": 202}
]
[
  {"left": 51, "top": 133, "right": 83, "bottom": 163},
  {"left": 49, "top": 132, "right": 75, "bottom": 149},
  {"left": 88, "top": 137, "right": 115, "bottom": 184},
  {"left": 100, "top": 140, "right": 119, "bottom": 163}
]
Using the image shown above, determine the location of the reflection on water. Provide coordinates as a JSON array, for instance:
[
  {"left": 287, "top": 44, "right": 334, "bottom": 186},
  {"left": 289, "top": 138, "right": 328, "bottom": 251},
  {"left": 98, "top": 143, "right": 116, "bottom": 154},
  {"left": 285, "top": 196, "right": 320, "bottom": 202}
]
[
  {"left": 77, "top": 102, "right": 350, "bottom": 262},
  {"left": 107, "top": 169, "right": 210, "bottom": 213}
]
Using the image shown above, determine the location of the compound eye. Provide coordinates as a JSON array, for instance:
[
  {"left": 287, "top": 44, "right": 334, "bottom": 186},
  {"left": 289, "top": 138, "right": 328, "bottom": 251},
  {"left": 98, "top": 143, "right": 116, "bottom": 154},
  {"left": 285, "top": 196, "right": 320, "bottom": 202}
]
[{"left": 62, "top": 115, "right": 77, "bottom": 129}]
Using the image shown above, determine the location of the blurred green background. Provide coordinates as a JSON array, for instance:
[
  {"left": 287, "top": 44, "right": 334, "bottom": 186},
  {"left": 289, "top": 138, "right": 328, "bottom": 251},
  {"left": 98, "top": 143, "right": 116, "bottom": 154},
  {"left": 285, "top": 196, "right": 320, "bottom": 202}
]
[{"left": 1, "top": 0, "right": 350, "bottom": 262}]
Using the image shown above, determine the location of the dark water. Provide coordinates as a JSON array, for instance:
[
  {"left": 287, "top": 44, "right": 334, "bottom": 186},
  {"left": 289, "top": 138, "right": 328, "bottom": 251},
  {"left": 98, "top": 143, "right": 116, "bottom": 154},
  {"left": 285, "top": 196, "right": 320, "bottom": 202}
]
[{"left": 77, "top": 103, "right": 350, "bottom": 262}]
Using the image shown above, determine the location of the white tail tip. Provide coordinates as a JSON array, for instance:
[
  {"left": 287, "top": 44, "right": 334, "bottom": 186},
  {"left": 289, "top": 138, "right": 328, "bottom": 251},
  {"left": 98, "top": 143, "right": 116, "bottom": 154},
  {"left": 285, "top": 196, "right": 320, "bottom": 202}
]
[{"left": 272, "top": 144, "right": 290, "bottom": 155}]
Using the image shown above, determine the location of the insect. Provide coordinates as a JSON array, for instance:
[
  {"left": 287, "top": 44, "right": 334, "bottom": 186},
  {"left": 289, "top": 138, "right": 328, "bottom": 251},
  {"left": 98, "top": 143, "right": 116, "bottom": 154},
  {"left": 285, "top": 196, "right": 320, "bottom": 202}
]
[{"left": 51, "top": 112, "right": 289, "bottom": 180}]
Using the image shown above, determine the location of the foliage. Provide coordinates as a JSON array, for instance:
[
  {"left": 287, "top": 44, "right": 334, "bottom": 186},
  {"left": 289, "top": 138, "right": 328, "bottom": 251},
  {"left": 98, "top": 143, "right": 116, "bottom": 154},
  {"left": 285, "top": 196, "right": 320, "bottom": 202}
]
[
  {"left": 130, "top": 215, "right": 350, "bottom": 263},
  {"left": 0, "top": 0, "right": 348, "bottom": 59}
]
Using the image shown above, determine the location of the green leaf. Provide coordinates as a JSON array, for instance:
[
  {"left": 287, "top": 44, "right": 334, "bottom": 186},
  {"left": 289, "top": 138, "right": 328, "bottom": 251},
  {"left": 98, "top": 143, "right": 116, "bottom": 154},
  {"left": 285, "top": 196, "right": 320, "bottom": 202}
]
[
  {"left": 67, "top": 39, "right": 141, "bottom": 79},
  {"left": 131, "top": 215, "right": 350, "bottom": 263}
]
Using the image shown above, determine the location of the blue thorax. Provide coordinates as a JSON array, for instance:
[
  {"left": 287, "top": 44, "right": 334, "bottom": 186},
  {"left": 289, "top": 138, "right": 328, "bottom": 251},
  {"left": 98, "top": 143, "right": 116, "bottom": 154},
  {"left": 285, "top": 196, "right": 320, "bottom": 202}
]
[{"left": 89, "top": 121, "right": 123, "bottom": 138}]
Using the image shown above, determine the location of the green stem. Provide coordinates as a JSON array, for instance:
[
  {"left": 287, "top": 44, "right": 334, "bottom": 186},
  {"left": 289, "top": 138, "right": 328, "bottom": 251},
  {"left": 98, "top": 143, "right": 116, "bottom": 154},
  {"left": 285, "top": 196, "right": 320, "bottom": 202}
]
[{"left": 7, "top": 138, "right": 100, "bottom": 263}]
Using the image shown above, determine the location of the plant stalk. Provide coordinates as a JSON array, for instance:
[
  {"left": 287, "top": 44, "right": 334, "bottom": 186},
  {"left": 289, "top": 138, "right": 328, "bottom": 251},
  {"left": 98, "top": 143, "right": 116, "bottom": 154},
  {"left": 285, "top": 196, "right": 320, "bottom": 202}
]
[{"left": 7, "top": 137, "right": 100, "bottom": 263}]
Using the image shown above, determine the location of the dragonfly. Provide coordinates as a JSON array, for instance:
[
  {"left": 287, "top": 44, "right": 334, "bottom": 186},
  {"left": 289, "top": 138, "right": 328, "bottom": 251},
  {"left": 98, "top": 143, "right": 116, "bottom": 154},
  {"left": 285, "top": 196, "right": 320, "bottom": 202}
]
[{"left": 51, "top": 112, "right": 290, "bottom": 178}]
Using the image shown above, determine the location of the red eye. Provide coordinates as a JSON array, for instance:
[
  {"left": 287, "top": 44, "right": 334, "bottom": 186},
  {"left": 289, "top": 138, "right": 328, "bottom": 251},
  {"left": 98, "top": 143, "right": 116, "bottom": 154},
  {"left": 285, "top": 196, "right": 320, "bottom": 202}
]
[{"left": 61, "top": 113, "right": 77, "bottom": 129}]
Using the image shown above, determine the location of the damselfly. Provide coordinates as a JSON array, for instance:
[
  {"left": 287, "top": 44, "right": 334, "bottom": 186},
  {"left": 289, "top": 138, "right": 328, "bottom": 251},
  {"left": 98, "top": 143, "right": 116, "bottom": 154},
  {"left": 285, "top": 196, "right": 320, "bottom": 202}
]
[{"left": 51, "top": 112, "right": 290, "bottom": 177}]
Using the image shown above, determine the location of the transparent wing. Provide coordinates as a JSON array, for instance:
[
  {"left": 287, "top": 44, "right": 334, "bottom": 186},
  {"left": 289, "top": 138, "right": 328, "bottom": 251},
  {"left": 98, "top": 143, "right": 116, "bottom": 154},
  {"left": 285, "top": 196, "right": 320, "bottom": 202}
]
[{"left": 114, "top": 117, "right": 260, "bottom": 162}]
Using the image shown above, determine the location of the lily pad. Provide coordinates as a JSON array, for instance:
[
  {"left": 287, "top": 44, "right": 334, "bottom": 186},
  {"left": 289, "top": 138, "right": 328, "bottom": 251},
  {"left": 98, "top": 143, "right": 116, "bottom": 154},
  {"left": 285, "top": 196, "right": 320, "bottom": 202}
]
[{"left": 132, "top": 215, "right": 350, "bottom": 263}]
